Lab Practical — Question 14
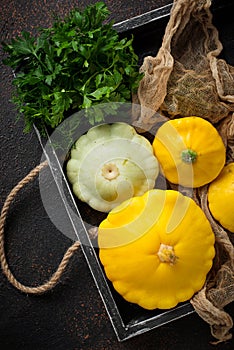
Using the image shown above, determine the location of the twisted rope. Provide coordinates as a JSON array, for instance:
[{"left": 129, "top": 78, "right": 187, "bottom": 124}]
[{"left": 0, "top": 161, "right": 80, "bottom": 294}]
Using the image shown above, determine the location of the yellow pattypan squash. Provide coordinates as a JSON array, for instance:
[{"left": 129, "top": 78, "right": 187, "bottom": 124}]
[
  {"left": 98, "top": 189, "right": 215, "bottom": 310},
  {"left": 208, "top": 162, "right": 234, "bottom": 233},
  {"left": 153, "top": 117, "right": 226, "bottom": 188}
]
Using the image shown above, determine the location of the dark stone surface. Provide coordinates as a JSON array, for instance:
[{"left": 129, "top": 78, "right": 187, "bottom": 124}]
[{"left": 0, "top": 1, "right": 233, "bottom": 349}]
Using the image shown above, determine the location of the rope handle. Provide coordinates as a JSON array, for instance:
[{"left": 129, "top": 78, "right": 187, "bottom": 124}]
[{"left": 0, "top": 160, "right": 80, "bottom": 294}]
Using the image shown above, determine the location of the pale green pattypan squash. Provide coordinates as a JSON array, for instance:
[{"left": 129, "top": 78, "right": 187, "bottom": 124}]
[{"left": 66, "top": 122, "right": 159, "bottom": 212}]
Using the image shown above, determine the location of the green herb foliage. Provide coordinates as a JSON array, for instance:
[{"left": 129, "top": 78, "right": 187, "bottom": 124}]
[{"left": 2, "top": 2, "right": 142, "bottom": 133}]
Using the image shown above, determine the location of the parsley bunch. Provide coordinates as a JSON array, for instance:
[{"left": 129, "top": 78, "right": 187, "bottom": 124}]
[{"left": 2, "top": 2, "right": 142, "bottom": 133}]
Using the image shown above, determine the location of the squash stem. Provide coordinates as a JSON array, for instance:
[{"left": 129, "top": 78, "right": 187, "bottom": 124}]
[
  {"left": 102, "top": 163, "right": 120, "bottom": 180},
  {"left": 181, "top": 149, "right": 197, "bottom": 163},
  {"left": 157, "top": 243, "right": 177, "bottom": 265}
]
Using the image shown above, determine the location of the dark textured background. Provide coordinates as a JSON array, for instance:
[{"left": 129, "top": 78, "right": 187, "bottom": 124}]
[{"left": 0, "top": 1, "right": 233, "bottom": 349}]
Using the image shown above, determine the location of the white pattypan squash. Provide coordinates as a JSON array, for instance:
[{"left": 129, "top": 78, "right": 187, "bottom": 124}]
[{"left": 66, "top": 122, "right": 159, "bottom": 212}]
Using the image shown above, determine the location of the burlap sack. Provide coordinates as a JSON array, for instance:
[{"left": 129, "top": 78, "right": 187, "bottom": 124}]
[{"left": 136, "top": 0, "right": 234, "bottom": 344}]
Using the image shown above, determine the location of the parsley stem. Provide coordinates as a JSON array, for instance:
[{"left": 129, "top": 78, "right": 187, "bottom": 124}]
[
  {"left": 33, "top": 52, "right": 50, "bottom": 72},
  {"left": 81, "top": 71, "right": 100, "bottom": 91}
]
